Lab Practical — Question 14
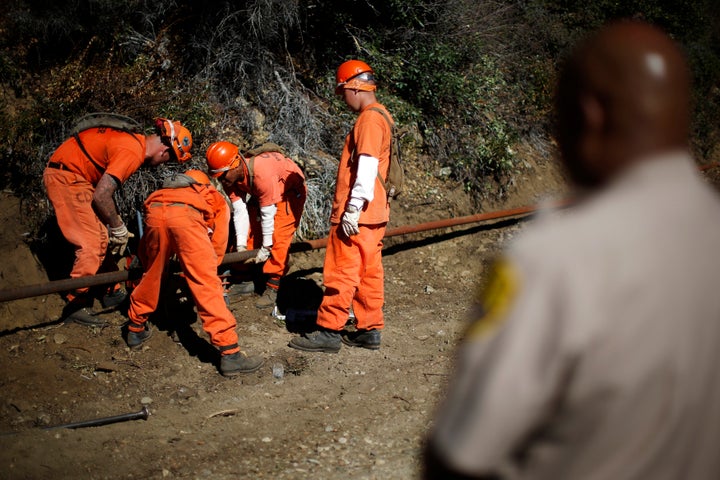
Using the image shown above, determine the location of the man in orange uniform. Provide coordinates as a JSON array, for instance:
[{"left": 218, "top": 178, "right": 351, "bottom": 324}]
[
  {"left": 44, "top": 118, "right": 192, "bottom": 327},
  {"left": 289, "top": 59, "right": 393, "bottom": 353},
  {"left": 125, "top": 170, "right": 264, "bottom": 377},
  {"left": 205, "top": 142, "right": 306, "bottom": 312}
]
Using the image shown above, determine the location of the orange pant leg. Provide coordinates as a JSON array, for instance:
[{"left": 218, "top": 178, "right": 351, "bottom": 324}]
[
  {"left": 168, "top": 206, "right": 239, "bottom": 354},
  {"left": 263, "top": 193, "right": 305, "bottom": 286},
  {"left": 316, "top": 223, "right": 386, "bottom": 331},
  {"left": 127, "top": 205, "right": 172, "bottom": 328},
  {"left": 352, "top": 224, "right": 386, "bottom": 331},
  {"left": 43, "top": 169, "right": 108, "bottom": 296}
]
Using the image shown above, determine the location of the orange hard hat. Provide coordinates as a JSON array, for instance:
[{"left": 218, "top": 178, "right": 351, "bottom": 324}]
[
  {"left": 184, "top": 169, "right": 211, "bottom": 184},
  {"left": 206, "top": 141, "right": 240, "bottom": 178},
  {"left": 155, "top": 118, "right": 193, "bottom": 163},
  {"left": 335, "top": 60, "right": 376, "bottom": 95}
]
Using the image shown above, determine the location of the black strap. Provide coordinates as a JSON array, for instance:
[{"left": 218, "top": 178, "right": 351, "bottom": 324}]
[
  {"left": 237, "top": 153, "right": 255, "bottom": 190},
  {"left": 46, "top": 161, "right": 69, "bottom": 171},
  {"left": 248, "top": 156, "right": 256, "bottom": 190},
  {"left": 73, "top": 133, "right": 107, "bottom": 175},
  {"left": 218, "top": 343, "right": 239, "bottom": 353}
]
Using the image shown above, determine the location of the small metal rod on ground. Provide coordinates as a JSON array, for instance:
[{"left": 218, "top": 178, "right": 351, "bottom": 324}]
[{"left": 42, "top": 406, "right": 150, "bottom": 431}]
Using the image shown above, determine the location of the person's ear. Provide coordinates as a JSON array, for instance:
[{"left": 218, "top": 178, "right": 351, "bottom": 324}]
[{"left": 580, "top": 94, "right": 604, "bottom": 133}]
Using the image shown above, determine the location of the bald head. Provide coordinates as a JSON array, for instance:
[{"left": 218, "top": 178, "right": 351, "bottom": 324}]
[{"left": 556, "top": 21, "right": 691, "bottom": 188}]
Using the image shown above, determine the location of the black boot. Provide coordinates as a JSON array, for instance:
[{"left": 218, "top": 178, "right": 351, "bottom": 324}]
[
  {"left": 341, "top": 329, "right": 382, "bottom": 350},
  {"left": 126, "top": 324, "right": 152, "bottom": 348},
  {"left": 288, "top": 328, "right": 342, "bottom": 353}
]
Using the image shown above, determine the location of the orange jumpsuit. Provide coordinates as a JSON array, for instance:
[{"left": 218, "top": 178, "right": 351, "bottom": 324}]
[
  {"left": 316, "top": 103, "right": 393, "bottom": 332},
  {"left": 225, "top": 151, "right": 306, "bottom": 289},
  {"left": 43, "top": 128, "right": 146, "bottom": 298},
  {"left": 127, "top": 180, "right": 240, "bottom": 354}
]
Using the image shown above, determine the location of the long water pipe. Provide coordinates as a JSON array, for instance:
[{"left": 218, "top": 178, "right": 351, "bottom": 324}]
[
  {"left": 2, "top": 159, "right": 718, "bottom": 304},
  {"left": 0, "top": 202, "right": 559, "bottom": 303}
]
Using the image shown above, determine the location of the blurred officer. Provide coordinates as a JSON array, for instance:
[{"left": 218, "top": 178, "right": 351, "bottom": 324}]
[
  {"left": 44, "top": 117, "right": 192, "bottom": 326},
  {"left": 125, "top": 169, "right": 264, "bottom": 377},
  {"left": 424, "top": 21, "right": 720, "bottom": 479},
  {"left": 289, "top": 60, "right": 394, "bottom": 353},
  {"left": 205, "top": 142, "right": 306, "bottom": 312}
]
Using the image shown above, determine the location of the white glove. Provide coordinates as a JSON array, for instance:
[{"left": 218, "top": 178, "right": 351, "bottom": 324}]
[
  {"left": 341, "top": 205, "right": 361, "bottom": 237},
  {"left": 254, "top": 245, "right": 272, "bottom": 263},
  {"left": 108, "top": 223, "right": 134, "bottom": 256}
]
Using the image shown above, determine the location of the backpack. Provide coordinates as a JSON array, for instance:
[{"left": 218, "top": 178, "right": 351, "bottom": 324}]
[
  {"left": 70, "top": 112, "right": 143, "bottom": 136},
  {"left": 369, "top": 107, "right": 404, "bottom": 200},
  {"left": 244, "top": 142, "right": 287, "bottom": 158},
  {"left": 239, "top": 142, "right": 288, "bottom": 190},
  {"left": 70, "top": 112, "right": 143, "bottom": 174}
]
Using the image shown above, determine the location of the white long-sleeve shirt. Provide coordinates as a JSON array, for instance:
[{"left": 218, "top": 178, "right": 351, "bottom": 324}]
[{"left": 348, "top": 154, "right": 379, "bottom": 210}]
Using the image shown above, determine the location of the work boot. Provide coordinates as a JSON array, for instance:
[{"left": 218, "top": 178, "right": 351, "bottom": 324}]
[
  {"left": 233, "top": 281, "right": 255, "bottom": 295},
  {"left": 126, "top": 324, "right": 152, "bottom": 349},
  {"left": 288, "top": 328, "right": 342, "bottom": 353},
  {"left": 62, "top": 298, "right": 108, "bottom": 327},
  {"left": 341, "top": 329, "right": 382, "bottom": 350},
  {"left": 255, "top": 287, "right": 278, "bottom": 309},
  {"left": 101, "top": 288, "right": 127, "bottom": 309},
  {"left": 220, "top": 351, "right": 264, "bottom": 377}
]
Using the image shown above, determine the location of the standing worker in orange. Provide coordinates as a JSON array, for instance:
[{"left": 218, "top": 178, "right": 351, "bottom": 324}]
[
  {"left": 289, "top": 59, "right": 393, "bottom": 353},
  {"left": 125, "top": 169, "right": 264, "bottom": 377},
  {"left": 44, "top": 117, "right": 192, "bottom": 327},
  {"left": 205, "top": 142, "right": 306, "bottom": 312}
]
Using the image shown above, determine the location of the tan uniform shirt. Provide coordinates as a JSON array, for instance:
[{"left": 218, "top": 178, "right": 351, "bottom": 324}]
[{"left": 429, "top": 151, "right": 720, "bottom": 479}]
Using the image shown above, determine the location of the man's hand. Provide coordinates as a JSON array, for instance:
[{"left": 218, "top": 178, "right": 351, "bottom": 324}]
[
  {"left": 253, "top": 245, "right": 272, "bottom": 263},
  {"left": 108, "top": 223, "right": 134, "bottom": 256},
  {"left": 341, "top": 205, "right": 361, "bottom": 237}
]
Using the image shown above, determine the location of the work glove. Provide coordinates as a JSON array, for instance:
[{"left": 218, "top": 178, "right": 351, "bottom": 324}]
[
  {"left": 341, "top": 204, "right": 361, "bottom": 237},
  {"left": 250, "top": 245, "right": 272, "bottom": 264},
  {"left": 108, "top": 223, "right": 134, "bottom": 256}
]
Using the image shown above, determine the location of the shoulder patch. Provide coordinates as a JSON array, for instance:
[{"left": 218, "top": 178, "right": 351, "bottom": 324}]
[{"left": 465, "top": 258, "right": 520, "bottom": 340}]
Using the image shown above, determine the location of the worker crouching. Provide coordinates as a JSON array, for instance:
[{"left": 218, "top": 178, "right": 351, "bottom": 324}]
[
  {"left": 125, "top": 169, "right": 264, "bottom": 377},
  {"left": 205, "top": 141, "right": 306, "bottom": 313}
]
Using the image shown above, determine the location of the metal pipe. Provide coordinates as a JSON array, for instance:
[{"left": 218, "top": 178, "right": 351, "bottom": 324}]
[
  {"left": 42, "top": 406, "right": 150, "bottom": 430},
  {"left": 2, "top": 161, "right": 716, "bottom": 304},
  {"left": 0, "top": 199, "right": 563, "bottom": 303}
]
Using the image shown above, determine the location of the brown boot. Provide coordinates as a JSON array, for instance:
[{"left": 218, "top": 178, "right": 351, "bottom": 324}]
[
  {"left": 220, "top": 351, "right": 264, "bottom": 377},
  {"left": 62, "top": 296, "right": 108, "bottom": 327},
  {"left": 255, "top": 287, "right": 278, "bottom": 309}
]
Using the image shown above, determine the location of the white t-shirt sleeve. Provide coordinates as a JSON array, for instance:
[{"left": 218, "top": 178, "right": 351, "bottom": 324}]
[
  {"left": 232, "top": 199, "right": 250, "bottom": 249},
  {"left": 259, "top": 204, "right": 277, "bottom": 247},
  {"left": 349, "top": 154, "right": 379, "bottom": 209}
]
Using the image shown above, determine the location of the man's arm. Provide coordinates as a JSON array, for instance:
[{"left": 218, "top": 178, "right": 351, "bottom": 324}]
[
  {"left": 93, "top": 173, "right": 122, "bottom": 227},
  {"left": 94, "top": 173, "right": 133, "bottom": 255},
  {"left": 232, "top": 199, "right": 250, "bottom": 250}
]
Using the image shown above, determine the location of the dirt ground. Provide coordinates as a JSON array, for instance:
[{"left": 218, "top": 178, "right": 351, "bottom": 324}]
[{"left": 1, "top": 148, "right": 716, "bottom": 480}]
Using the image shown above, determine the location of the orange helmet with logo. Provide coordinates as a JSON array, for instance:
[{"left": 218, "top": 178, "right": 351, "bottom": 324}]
[
  {"left": 335, "top": 60, "right": 376, "bottom": 95},
  {"left": 206, "top": 141, "right": 240, "bottom": 178},
  {"left": 155, "top": 118, "right": 193, "bottom": 163},
  {"left": 184, "top": 169, "right": 211, "bottom": 185}
]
